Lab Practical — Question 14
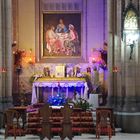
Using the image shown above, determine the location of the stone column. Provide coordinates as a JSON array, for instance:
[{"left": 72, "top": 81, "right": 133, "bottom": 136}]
[
  {"left": 107, "top": 0, "right": 116, "bottom": 107},
  {"left": 5, "top": 0, "right": 13, "bottom": 107},
  {"left": 0, "top": 0, "right": 3, "bottom": 128},
  {"left": 114, "top": 0, "right": 126, "bottom": 129},
  {"left": 0, "top": 0, "right": 4, "bottom": 113},
  {"left": 137, "top": 0, "right": 140, "bottom": 111},
  {"left": 0, "top": 0, "right": 13, "bottom": 127},
  {"left": 115, "top": 0, "right": 122, "bottom": 112},
  {"left": 115, "top": 0, "right": 140, "bottom": 133},
  {"left": 0, "top": 0, "right": 2, "bottom": 90}
]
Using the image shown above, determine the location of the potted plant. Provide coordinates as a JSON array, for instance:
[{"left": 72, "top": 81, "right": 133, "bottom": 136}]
[
  {"left": 89, "top": 83, "right": 104, "bottom": 109},
  {"left": 29, "top": 74, "right": 43, "bottom": 84},
  {"left": 72, "top": 98, "right": 92, "bottom": 111}
]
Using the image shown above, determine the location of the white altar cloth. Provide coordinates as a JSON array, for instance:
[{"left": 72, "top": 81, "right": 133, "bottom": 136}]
[{"left": 31, "top": 77, "right": 88, "bottom": 104}]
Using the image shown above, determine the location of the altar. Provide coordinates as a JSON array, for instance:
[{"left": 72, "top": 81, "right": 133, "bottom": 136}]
[{"left": 31, "top": 77, "right": 88, "bottom": 104}]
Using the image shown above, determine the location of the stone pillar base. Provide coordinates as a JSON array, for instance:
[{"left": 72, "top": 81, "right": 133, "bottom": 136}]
[
  {"left": 0, "top": 96, "right": 13, "bottom": 128},
  {"left": 115, "top": 96, "right": 140, "bottom": 133},
  {"left": 0, "top": 112, "right": 3, "bottom": 128},
  {"left": 0, "top": 96, "right": 13, "bottom": 111},
  {"left": 122, "top": 96, "right": 139, "bottom": 112},
  {"left": 106, "top": 95, "right": 115, "bottom": 108},
  {"left": 115, "top": 112, "right": 140, "bottom": 133}
]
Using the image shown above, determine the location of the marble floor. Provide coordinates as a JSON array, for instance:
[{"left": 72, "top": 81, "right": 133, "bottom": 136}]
[{"left": 0, "top": 129, "right": 140, "bottom": 140}]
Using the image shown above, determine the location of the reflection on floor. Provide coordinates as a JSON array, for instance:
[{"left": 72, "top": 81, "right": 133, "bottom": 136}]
[{"left": 0, "top": 129, "right": 140, "bottom": 140}]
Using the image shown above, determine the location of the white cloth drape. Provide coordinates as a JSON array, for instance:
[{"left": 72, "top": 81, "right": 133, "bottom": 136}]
[{"left": 31, "top": 80, "right": 88, "bottom": 104}]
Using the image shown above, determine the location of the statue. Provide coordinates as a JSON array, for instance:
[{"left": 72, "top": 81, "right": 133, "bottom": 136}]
[
  {"left": 127, "top": 40, "right": 135, "bottom": 60},
  {"left": 43, "top": 67, "right": 50, "bottom": 77}
]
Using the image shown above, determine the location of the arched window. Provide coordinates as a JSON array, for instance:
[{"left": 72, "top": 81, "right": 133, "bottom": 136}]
[
  {"left": 124, "top": 10, "right": 138, "bottom": 30},
  {"left": 124, "top": 9, "right": 138, "bottom": 43},
  {"left": 123, "top": 8, "right": 139, "bottom": 60}
]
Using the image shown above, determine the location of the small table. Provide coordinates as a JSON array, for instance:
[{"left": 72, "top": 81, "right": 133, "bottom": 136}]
[
  {"left": 10, "top": 106, "right": 27, "bottom": 129},
  {"left": 96, "top": 107, "right": 115, "bottom": 135}
]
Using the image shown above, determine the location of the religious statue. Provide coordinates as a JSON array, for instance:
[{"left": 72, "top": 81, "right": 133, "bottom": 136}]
[
  {"left": 73, "top": 66, "right": 81, "bottom": 77},
  {"left": 87, "top": 67, "right": 91, "bottom": 74},
  {"left": 43, "top": 67, "right": 50, "bottom": 77},
  {"left": 127, "top": 40, "right": 135, "bottom": 60},
  {"left": 92, "top": 66, "right": 99, "bottom": 86}
]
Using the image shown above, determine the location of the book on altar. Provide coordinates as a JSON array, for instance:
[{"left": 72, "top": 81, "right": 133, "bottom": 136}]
[{"left": 55, "top": 64, "right": 65, "bottom": 77}]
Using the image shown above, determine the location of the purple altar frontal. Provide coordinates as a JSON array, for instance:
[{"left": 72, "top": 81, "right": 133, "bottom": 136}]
[{"left": 31, "top": 77, "right": 88, "bottom": 104}]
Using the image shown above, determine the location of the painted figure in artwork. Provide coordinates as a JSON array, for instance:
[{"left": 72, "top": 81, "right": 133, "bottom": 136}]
[
  {"left": 54, "top": 19, "right": 69, "bottom": 52},
  {"left": 43, "top": 13, "right": 81, "bottom": 57},
  {"left": 55, "top": 19, "right": 68, "bottom": 33},
  {"left": 46, "top": 22, "right": 79, "bottom": 56},
  {"left": 64, "top": 24, "right": 79, "bottom": 55},
  {"left": 45, "top": 25, "right": 62, "bottom": 53}
]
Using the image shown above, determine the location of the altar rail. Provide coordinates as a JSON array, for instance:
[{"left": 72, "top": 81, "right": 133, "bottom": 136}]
[{"left": 26, "top": 106, "right": 94, "bottom": 135}]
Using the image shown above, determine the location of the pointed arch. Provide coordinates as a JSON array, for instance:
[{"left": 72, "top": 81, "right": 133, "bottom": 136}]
[
  {"left": 124, "top": 10, "right": 138, "bottom": 30},
  {"left": 122, "top": 2, "right": 139, "bottom": 37}
]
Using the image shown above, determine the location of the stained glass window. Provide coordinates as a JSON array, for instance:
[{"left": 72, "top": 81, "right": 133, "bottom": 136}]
[{"left": 124, "top": 10, "right": 138, "bottom": 30}]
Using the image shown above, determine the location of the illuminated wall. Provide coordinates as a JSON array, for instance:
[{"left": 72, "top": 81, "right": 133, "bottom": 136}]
[{"left": 14, "top": 0, "right": 107, "bottom": 93}]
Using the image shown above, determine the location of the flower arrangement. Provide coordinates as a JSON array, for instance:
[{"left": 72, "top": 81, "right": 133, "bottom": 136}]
[
  {"left": 29, "top": 74, "right": 43, "bottom": 84},
  {"left": 91, "top": 46, "right": 107, "bottom": 71},
  {"left": 13, "top": 49, "right": 25, "bottom": 65},
  {"left": 97, "top": 47, "right": 107, "bottom": 70},
  {"left": 72, "top": 98, "right": 92, "bottom": 111},
  {"left": 47, "top": 93, "right": 67, "bottom": 106},
  {"left": 83, "top": 72, "right": 93, "bottom": 94},
  {"left": 13, "top": 49, "right": 26, "bottom": 74}
]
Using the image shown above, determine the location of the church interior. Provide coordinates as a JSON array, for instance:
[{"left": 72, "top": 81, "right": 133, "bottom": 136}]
[{"left": 0, "top": 0, "right": 140, "bottom": 139}]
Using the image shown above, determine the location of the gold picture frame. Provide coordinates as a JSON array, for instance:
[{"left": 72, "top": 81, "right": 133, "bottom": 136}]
[{"left": 35, "top": 0, "right": 87, "bottom": 63}]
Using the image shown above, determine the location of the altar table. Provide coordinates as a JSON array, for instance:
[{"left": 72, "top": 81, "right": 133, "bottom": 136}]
[{"left": 31, "top": 77, "right": 88, "bottom": 104}]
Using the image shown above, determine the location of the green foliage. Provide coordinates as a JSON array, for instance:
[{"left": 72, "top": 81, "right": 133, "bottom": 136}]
[
  {"left": 83, "top": 73, "right": 94, "bottom": 94},
  {"left": 72, "top": 98, "right": 92, "bottom": 111},
  {"left": 29, "top": 74, "right": 35, "bottom": 84}
]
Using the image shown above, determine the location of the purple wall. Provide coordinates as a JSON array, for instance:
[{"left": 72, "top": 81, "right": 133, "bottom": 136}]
[{"left": 87, "top": 0, "right": 107, "bottom": 60}]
